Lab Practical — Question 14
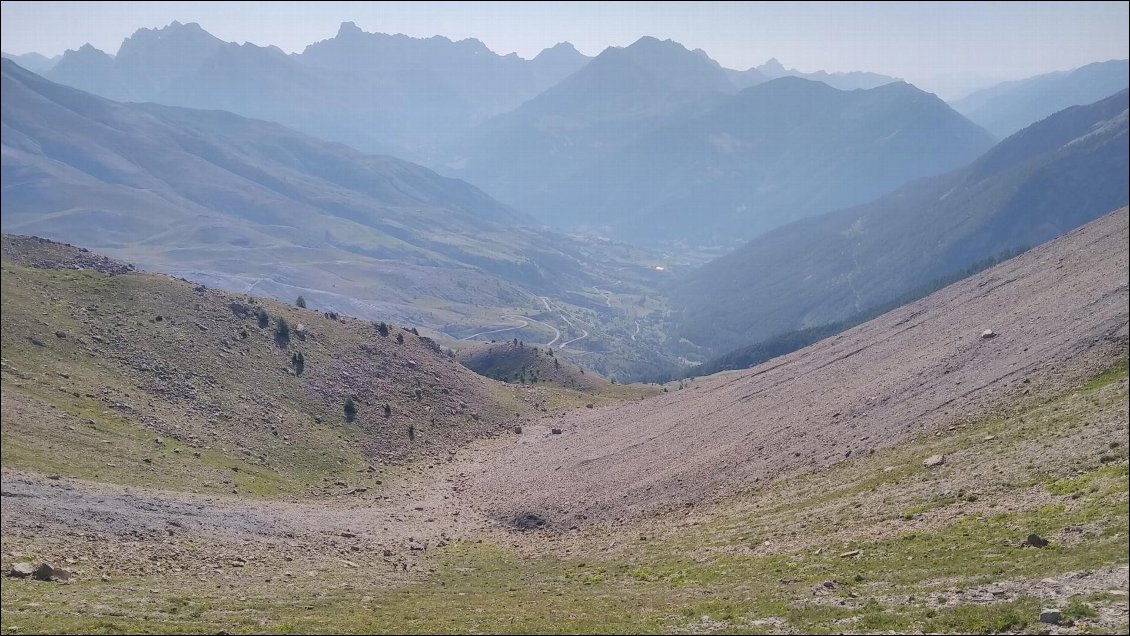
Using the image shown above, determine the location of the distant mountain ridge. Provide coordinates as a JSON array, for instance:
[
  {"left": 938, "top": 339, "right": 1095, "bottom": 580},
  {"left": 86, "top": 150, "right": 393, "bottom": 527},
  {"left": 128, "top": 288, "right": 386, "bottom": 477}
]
[
  {"left": 28, "top": 23, "right": 912, "bottom": 173},
  {"left": 672, "top": 89, "right": 1129, "bottom": 353},
  {"left": 483, "top": 75, "right": 994, "bottom": 244},
  {"left": 0, "top": 51, "right": 61, "bottom": 74},
  {"left": 953, "top": 59, "right": 1129, "bottom": 138},
  {"left": 39, "top": 21, "right": 590, "bottom": 160},
  {"left": 439, "top": 36, "right": 735, "bottom": 208},
  {"left": 727, "top": 57, "right": 899, "bottom": 91}
]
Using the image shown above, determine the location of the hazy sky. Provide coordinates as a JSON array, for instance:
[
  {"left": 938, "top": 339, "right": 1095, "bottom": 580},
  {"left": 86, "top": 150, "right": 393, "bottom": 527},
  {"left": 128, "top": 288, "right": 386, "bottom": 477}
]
[{"left": 2, "top": 1, "right": 1127, "bottom": 93}]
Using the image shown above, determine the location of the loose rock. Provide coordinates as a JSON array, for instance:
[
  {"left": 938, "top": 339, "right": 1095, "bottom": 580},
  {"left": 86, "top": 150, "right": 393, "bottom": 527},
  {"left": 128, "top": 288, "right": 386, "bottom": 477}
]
[
  {"left": 922, "top": 454, "right": 946, "bottom": 468},
  {"left": 1039, "top": 609, "right": 1062, "bottom": 624},
  {"left": 32, "top": 563, "right": 70, "bottom": 582}
]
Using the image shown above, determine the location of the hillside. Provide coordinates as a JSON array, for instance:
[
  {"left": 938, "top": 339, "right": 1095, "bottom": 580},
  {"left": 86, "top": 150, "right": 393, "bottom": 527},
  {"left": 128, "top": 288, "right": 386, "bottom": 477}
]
[
  {"left": 0, "top": 57, "right": 539, "bottom": 315},
  {"left": 1, "top": 57, "right": 694, "bottom": 384},
  {"left": 0, "top": 235, "right": 544, "bottom": 496},
  {"left": 524, "top": 77, "right": 994, "bottom": 243},
  {"left": 673, "top": 90, "right": 1129, "bottom": 353},
  {"left": 954, "top": 59, "right": 1129, "bottom": 138},
  {"left": 455, "top": 340, "right": 661, "bottom": 410},
  {"left": 464, "top": 207, "right": 1129, "bottom": 523},
  {"left": 458, "top": 341, "right": 605, "bottom": 389}
]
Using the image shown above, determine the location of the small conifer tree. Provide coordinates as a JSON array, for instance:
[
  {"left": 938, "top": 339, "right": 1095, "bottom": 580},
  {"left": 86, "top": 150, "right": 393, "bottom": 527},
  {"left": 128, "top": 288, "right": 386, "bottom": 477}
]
[{"left": 275, "top": 317, "right": 290, "bottom": 343}]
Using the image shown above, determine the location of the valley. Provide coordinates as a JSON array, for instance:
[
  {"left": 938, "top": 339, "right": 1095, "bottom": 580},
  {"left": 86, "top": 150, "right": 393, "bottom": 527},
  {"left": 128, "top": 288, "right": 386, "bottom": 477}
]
[
  {"left": 1, "top": 6, "right": 1128, "bottom": 634},
  {"left": 2, "top": 209, "right": 1127, "bottom": 633}
]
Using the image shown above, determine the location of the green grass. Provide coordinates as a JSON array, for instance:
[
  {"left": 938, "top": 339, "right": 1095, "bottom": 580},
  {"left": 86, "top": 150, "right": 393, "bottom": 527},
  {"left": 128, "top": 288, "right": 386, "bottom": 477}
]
[
  {"left": 1, "top": 259, "right": 662, "bottom": 499},
  {"left": 0, "top": 262, "right": 440, "bottom": 496},
  {"left": 1082, "top": 356, "right": 1129, "bottom": 392}
]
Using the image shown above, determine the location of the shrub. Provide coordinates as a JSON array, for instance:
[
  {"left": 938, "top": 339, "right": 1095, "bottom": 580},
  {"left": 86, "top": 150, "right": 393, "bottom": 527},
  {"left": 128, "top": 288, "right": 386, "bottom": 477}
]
[
  {"left": 291, "top": 351, "right": 305, "bottom": 375},
  {"left": 376, "top": 322, "right": 389, "bottom": 337},
  {"left": 295, "top": 296, "right": 306, "bottom": 308},
  {"left": 395, "top": 332, "right": 404, "bottom": 344},
  {"left": 256, "top": 308, "right": 269, "bottom": 328},
  {"left": 343, "top": 397, "right": 357, "bottom": 422},
  {"left": 383, "top": 403, "right": 392, "bottom": 417},
  {"left": 408, "top": 425, "right": 416, "bottom": 441},
  {"left": 275, "top": 317, "right": 290, "bottom": 343}
]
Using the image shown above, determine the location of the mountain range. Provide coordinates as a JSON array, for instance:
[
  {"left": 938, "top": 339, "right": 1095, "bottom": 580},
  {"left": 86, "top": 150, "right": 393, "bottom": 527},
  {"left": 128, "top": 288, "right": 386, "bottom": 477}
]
[
  {"left": 501, "top": 76, "right": 995, "bottom": 243},
  {"left": 5, "top": 22, "right": 1127, "bottom": 379},
  {"left": 438, "top": 37, "right": 735, "bottom": 214},
  {"left": 727, "top": 56, "right": 899, "bottom": 91},
  {"left": 16, "top": 22, "right": 905, "bottom": 199},
  {"left": 1, "top": 58, "right": 569, "bottom": 322},
  {"left": 38, "top": 21, "right": 590, "bottom": 160},
  {"left": 672, "top": 89, "right": 1129, "bottom": 353},
  {"left": 1, "top": 57, "right": 695, "bottom": 382},
  {"left": 0, "top": 51, "right": 61, "bottom": 74},
  {"left": 953, "top": 59, "right": 1129, "bottom": 138}
]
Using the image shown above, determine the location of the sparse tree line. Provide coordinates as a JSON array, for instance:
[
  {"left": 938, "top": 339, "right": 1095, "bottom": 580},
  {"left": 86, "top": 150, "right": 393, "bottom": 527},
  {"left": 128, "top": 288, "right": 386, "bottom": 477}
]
[{"left": 243, "top": 297, "right": 434, "bottom": 441}]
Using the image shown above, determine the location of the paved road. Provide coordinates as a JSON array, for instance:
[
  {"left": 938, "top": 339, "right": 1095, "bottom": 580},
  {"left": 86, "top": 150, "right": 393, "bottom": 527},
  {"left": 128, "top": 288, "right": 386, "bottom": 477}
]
[
  {"left": 460, "top": 316, "right": 529, "bottom": 340},
  {"left": 540, "top": 296, "right": 588, "bottom": 350}
]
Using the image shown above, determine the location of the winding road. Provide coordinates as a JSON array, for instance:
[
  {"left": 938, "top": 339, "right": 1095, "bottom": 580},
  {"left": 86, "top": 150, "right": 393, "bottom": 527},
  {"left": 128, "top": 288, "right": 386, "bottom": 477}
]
[
  {"left": 461, "top": 312, "right": 562, "bottom": 348},
  {"left": 460, "top": 296, "right": 592, "bottom": 350},
  {"left": 539, "top": 296, "right": 589, "bottom": 350},
  {"left": 592, "top": 286, "right": 613, "bottom": 308},
  {"left": 460, "top": 315, "right": 529, "bottom": 341}
]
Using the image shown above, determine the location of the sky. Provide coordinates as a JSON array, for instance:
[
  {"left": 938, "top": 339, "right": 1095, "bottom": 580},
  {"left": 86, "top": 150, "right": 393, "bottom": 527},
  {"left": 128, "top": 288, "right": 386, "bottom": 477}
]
[{"left": 2, "top": 1, "right": 1128, "bottom": 97}]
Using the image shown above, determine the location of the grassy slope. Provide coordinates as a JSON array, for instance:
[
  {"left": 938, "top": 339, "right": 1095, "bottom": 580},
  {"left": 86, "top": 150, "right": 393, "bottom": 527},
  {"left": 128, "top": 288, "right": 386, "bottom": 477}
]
[
  {"left": 0, "top": 255, "right": 528, "bottom": 497},
  {"left": 3, "top": 357, "right": 1125, "bottom": 634}
]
